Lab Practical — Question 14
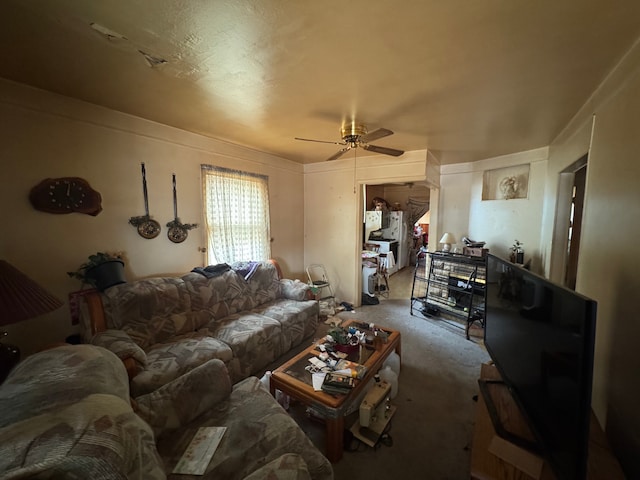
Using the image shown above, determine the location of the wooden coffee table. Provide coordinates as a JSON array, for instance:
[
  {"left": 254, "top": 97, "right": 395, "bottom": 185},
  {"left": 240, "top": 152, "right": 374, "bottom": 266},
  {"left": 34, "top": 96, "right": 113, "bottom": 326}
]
[{"left": 269, "top": 319, "right": 401, "bottom": 462}]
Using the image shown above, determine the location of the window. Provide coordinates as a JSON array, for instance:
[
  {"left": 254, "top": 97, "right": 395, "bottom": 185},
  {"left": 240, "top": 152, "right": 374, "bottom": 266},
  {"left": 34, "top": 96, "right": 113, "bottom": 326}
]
[{"left": 201, "top": 165, "right": 271, "bottom": 264}]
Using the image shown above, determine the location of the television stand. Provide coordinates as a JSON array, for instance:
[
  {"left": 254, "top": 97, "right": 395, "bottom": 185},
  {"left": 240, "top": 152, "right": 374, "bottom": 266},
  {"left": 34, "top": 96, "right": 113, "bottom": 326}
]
[{"left": 470, "top": 363, "right": 625, "bottom": 480}]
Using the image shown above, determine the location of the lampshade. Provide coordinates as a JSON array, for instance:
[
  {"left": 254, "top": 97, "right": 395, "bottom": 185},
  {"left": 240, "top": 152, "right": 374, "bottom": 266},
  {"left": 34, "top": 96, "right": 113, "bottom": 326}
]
[
  {"left": 439, "top": 233, "right": 456, "bottom": 252},
  {"left": 415, "top": 210, "right": 431, "bottom": 225},
  {"left": 0, "top": 260, "right": 63, "bottom": 327},
  {"left": 439, "top": 233, "right": 456, "bottom": 244}
]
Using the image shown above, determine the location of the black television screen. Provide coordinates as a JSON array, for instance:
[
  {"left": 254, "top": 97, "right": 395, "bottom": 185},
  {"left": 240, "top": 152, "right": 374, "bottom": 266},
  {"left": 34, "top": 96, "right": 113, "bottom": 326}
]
[{"left": 484, "top": 254, "right": 597, "bottom": 480}]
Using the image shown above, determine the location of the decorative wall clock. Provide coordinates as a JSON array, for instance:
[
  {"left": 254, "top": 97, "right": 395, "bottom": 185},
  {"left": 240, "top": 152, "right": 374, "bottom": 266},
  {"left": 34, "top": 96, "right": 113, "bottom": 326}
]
[{"left": 29, "top": 177, "right": 102, "bottom": 216}]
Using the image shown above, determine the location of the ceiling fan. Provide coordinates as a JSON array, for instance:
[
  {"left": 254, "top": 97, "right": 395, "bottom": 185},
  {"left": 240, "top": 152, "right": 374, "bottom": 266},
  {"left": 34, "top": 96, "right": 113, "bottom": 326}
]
[{"left": 295, "top": 123, "right": 405, "bottom": 161}]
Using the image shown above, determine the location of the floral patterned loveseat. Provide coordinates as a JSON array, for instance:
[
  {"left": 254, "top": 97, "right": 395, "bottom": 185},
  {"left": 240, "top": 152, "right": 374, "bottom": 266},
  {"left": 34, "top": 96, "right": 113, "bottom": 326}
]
[
  {"left": 0, "top": 344, "right": 333, "bottom": 479},
  {"left": 80, "top": 260, "right": 319, "bottom": 396}
]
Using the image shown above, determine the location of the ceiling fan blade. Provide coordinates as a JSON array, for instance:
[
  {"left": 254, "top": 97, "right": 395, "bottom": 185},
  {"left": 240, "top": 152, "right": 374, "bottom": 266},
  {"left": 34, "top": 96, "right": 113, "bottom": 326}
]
[
  {"left": 295, "top": 137, "right": 346, "bottom": 145},
  {"left": 327, "top": 146, "right": 351, "bottom": 161},
  {"left": 360, "top": 128, "right": 394, "bottom": 143},
  {"left": 362, "top": 144, "right": 405, "bottom": 157}
]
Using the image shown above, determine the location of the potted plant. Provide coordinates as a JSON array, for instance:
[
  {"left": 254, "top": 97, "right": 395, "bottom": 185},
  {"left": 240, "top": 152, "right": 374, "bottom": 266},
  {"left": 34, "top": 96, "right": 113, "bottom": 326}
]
[
  {"left": 67, "top": 251, "right": 127, "bottom": 291},
  {"left": 510, "top": 240, "right": 524, "bottom": 264},
  {"left": 327, "top": 325, "right": 361, "bottom": 354}
]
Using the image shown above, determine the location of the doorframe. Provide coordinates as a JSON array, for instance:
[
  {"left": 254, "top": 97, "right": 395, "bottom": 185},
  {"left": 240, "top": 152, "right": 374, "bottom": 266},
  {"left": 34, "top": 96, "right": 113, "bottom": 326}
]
[
  {"left": 355, "top": 180, "right": 434, "bottom": 304},
  {"left": 548, "top": 154, "right": 588, "bottom": 286}
]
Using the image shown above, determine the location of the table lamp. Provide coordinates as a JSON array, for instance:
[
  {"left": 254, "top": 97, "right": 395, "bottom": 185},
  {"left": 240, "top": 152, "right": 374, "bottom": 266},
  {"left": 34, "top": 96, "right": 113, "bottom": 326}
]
[
  {"left": 416, "top": 210, "right": 430, "bottom": 225},
  {"left": 0, "top": 260, "right": 63, "bottom": 382},
  {"left": 439, "top": 232, "right": 456, "bottom": 252}
]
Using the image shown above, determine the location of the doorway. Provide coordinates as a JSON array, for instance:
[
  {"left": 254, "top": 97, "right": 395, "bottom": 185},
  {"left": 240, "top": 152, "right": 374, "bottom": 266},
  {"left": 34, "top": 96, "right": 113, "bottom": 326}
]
[
  {"left": 564, "top": 162, "right": 587, "bottom": 290},
  {"left": 361, "top": 182, "right": 430, "bottom": 297},
  {"left": 549, "top": 154, "right": 588, "bottom": 289}
]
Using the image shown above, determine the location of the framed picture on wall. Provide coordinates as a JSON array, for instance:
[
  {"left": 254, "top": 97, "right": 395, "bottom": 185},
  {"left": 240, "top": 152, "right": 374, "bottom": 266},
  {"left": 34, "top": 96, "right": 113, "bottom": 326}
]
[{"left": 482, "top": 164, "right": 530, "bottom": 200}]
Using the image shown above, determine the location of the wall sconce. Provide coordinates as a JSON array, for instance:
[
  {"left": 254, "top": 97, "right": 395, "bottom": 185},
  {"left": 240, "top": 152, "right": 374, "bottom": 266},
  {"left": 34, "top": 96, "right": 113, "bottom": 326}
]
[{"left": 439, "top": 232, "right": 456, "bottom": 252}]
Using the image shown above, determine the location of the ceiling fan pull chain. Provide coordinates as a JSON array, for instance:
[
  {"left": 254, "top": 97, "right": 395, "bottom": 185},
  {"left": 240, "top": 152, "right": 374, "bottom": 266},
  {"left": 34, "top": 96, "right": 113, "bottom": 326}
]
[{"left": 353, "top": 148, "right": 357, "bottom": 194}]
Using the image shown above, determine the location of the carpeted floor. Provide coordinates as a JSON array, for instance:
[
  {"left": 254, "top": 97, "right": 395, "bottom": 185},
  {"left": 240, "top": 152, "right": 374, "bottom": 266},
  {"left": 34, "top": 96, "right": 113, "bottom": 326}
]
[{"left": 280, "top": 267, "right": 492, "bottom": 479}]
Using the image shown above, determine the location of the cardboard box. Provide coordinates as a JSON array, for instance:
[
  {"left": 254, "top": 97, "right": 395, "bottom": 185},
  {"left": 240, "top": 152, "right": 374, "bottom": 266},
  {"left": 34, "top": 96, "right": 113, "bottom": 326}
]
[{"left": 463, "top": 247, "right": 489, "bottom": 257}]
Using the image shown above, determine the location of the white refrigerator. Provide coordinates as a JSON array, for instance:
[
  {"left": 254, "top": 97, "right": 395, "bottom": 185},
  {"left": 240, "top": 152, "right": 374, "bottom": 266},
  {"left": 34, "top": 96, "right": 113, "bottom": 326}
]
[{"left": 383, "top": 211, "right": 409, "bottom": 270}]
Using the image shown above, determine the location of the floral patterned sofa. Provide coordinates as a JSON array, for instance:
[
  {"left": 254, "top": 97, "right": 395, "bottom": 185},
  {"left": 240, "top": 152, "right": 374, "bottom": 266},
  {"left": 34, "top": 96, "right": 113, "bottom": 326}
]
[
  {"left": 0, "top": 344, "right": 333, "bottom": 479},
  {"left": 79, "top": 260, "right": 319, "bottom": 396}
]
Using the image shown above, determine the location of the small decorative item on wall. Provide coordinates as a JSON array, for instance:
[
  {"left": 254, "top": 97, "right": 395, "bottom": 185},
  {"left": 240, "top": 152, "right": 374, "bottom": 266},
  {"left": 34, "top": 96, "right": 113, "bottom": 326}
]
[
  {"left": 29, "top": 177, "right": 102, "bottom": 215},
  {"left": 128, "top": 163, "right": 161, "bottom": 239},
  {"left": 167, "top": 173, "right": 198, "bottom": 243},
  {"left": 482, "top": 164, "right": 530, "bottom": 200}
]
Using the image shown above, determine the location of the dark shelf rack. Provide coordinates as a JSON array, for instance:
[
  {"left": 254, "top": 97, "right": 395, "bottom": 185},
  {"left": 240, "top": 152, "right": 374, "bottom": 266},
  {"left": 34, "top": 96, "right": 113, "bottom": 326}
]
[{"left": 410, "top": 250, "right": 487, "bottom": 339}]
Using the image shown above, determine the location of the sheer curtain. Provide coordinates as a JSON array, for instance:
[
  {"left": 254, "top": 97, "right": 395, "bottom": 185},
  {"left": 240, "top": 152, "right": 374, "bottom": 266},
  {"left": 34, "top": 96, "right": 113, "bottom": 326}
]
[{"left": 201, "top": 165, "right": 271, "bottom": 265}]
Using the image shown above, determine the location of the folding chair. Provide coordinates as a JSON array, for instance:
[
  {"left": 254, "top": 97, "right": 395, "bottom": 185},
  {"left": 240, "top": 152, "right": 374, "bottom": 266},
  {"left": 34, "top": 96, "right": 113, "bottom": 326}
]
[{"left": 306, "top": 264, "right": 334, "bottom": 299}]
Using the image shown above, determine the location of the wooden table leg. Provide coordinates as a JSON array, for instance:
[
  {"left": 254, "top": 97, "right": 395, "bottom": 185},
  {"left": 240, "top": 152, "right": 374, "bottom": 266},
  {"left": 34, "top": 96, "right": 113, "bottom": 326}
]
[
  {"left": 269, "top": 381, "right": 276, "bottom": 398},
  {"left": 325, "top": 416, "right": 345, "bottom": 463}
]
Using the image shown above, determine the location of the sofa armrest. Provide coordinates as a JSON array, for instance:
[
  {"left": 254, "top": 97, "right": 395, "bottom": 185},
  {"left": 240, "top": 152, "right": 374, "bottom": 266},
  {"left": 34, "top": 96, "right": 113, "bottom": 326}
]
[
  {"left": 91, "top": 329, "right": 147, "bottom": 380},
  {"left": 268, "top": 258, "right": 283, "bottom": 279},
  {"left": 133, "top": 358, "right": 232, "bottom": 437},
  {"left": 83, "top": 290, "right": 107, "bottom": 334},
  {"left": 280, "top": 278, "right": 313, "bottom": 301}
]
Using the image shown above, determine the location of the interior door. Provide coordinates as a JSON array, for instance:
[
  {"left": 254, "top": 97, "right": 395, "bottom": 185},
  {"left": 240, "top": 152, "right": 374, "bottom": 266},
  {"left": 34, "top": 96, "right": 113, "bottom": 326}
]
[{"left": 564, "top": 164, "right": 586, "bottom": 290}]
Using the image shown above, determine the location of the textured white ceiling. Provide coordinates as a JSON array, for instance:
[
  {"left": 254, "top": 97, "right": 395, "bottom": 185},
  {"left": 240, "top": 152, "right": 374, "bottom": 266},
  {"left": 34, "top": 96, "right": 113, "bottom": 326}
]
[{"left": 2, "top": 0, "right": 640, "bottom": 164}]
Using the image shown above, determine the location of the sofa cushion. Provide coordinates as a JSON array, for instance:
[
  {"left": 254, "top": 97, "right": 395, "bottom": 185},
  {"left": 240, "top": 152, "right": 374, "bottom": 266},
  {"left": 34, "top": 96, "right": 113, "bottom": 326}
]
[
  {"left": 204, "top": 313, "right": 283, "bottom": 381},
  {"left": 155, "top": 377, "right": 333, "bottom": 480},
  {"left": 91, "top": 328, "right": 148, "bottom": 367},
  {"left": 238, "top": 261, "right": 282, "bottom": 307},
  {"left": 182, "top": 262, "right": 282, "bottom": 321},
  {"left": 102, "top": 277, "right": 208, "bottom": 349},
  {"left": 242, "top": 453, "right": 312, "bottom": 480},
  {"left": 135, "top": 359, "right": 232, "bottom": 438},
  {"left": 0, "top": 345, "right": 165, "bottom": 480},
  {"left": 132, "top": 332, "right": 234, "bottom": 396},
  {"left": 0, "top": 345, "right": 130, "bottom": 424},
  {"left": 0, "top": 394, "right": 165, "bottom": 480},
  {"left": 252, "top": 299, "right": 319, "bottom": 353},
  {"left": 182, "top": 270, "right": 250, "bottom": 318}
]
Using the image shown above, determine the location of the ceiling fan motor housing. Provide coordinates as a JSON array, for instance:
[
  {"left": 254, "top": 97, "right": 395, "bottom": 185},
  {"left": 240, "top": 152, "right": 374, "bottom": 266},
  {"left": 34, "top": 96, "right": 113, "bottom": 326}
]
[{"left": 341, "top": 123, "right": 367, "bottom": 144}]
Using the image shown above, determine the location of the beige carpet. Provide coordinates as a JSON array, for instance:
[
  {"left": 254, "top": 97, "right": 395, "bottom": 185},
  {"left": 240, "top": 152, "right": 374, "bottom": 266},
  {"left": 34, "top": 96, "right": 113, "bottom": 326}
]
[{"left": 283, "top": 266, "right": 492, "bottom": 479}]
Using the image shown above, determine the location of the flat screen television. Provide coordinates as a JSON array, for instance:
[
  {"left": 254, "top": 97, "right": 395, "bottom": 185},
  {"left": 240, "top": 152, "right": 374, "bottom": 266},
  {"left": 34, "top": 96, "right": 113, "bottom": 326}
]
[{"left": 483, "top": 254, "right": 597, "bottom": 480}]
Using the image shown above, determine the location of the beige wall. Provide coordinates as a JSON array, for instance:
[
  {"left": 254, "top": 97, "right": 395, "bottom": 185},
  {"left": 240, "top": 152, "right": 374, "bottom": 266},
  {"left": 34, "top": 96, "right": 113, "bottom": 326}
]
[
  {"left": 439, "top": 147, "right": 548, "bottom": 271},
  {"left": 304, "top": 150, "right": 429, "bottom": 304},
  {"left": 437, "top": 170, "right": 473, "bottom": 252},
  {"left": 0, "top": 79, "right": 305, "bottom": 355},
  {"left": 549, "top": 46, "right": 640, "bottom": 476}
]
